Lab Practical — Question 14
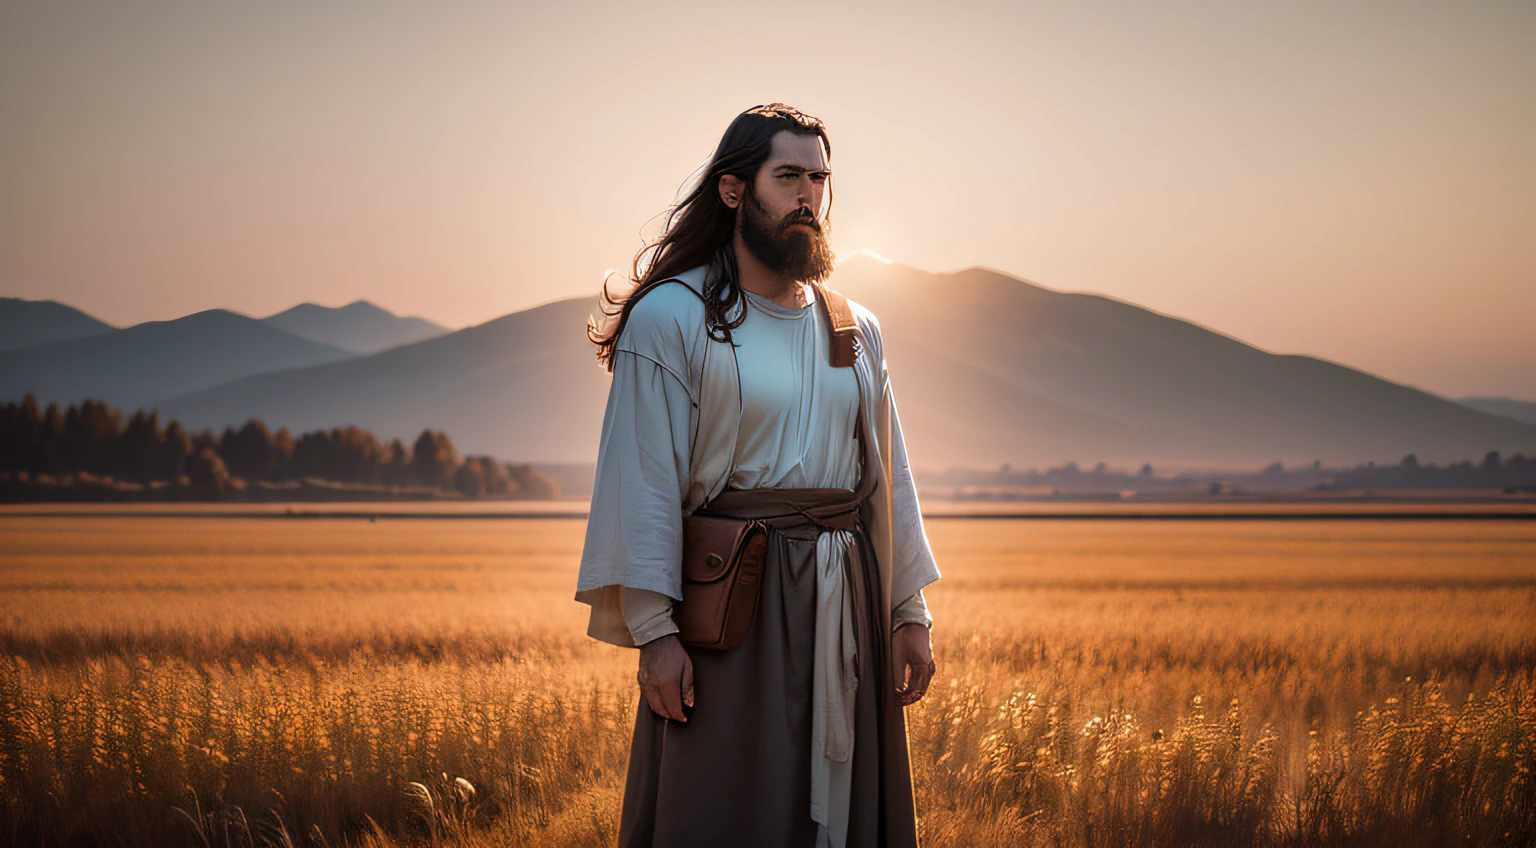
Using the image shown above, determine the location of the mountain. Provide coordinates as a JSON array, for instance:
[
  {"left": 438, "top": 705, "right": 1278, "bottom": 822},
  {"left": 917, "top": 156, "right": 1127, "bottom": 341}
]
[
  {"left": 0, "top": 310, "right": 355, "bottom": 408},
  {"left": 262, "top": 300, "right": 449, "bottom": 354},
  {"left": 163, "top": 298, "right": 611, "bottom": 462},
  {"left": 829, "top": 258, "right": 1536, "bottom": 468},
  {"left": 157, "top": 258, "right": 1536, "bottom": 470},
  {"left": 1457, "top": 397, "right": 1536, "bottom": 427},
  {"left": 0, "top": 297, "right": 115, "bottom": 352}
]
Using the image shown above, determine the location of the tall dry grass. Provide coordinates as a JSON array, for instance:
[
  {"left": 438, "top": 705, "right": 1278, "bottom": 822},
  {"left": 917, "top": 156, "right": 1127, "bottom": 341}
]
[{"left": 1, "top": 515, "right": 1532, "bottom": 846}]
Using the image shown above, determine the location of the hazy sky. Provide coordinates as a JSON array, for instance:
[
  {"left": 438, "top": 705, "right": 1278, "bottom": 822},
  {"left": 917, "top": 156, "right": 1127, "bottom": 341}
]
[{"left": 2, "top": 1, "right": 1532, "bottom": 399}]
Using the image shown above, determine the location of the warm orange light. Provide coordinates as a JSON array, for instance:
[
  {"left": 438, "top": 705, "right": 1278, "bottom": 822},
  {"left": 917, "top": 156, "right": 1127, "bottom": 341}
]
[{"left": 835, "top": 248, "right": 895, "bottom": 265}]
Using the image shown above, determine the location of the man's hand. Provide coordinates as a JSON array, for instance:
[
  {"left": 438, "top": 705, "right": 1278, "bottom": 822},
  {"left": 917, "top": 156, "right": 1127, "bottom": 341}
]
[
  {"left": 638, "top": 634, "right": 694, "bottom": 722},
  {"left": 891, "top": 623, "right": 936, "bottom": 707}
]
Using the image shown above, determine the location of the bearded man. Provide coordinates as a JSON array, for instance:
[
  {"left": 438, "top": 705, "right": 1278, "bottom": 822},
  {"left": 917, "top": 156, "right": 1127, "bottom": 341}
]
[{"left": 577, "top": 103, "right": 940, "bottom": 848}]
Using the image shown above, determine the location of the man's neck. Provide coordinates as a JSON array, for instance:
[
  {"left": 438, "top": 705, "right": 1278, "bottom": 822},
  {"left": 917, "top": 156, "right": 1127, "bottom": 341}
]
[{"left": 732, "top": 235, "right": 809, "bottom": 308}]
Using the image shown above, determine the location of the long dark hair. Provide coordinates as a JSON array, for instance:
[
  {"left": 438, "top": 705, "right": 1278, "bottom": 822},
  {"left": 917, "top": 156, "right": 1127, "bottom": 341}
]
[{"left": 587, "top": 103, "right": 832, "bottom": 370}]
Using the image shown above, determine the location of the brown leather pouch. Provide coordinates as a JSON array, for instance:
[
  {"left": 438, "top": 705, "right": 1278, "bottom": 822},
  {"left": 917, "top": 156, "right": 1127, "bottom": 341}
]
[{"left": 676, "top": 515, "right": 769, "bottom": 650}]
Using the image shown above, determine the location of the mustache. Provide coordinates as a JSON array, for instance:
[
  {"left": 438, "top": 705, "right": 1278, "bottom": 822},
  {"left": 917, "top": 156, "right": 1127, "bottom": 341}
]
[{"left": 778, "top": 208, "right": 821, "bottom": 234}]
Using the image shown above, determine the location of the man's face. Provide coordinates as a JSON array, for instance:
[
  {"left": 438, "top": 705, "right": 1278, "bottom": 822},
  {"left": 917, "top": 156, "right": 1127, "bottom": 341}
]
[{"left": 737, "top": 130, "right": 834, "bottom": 282}]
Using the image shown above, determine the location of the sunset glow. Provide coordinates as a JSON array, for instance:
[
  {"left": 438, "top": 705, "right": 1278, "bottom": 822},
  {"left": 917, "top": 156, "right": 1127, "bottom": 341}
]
[
  {"left": 836, "top": 248, "right": 895, "bottom": 265},
  {"left": 2, "top": 2, "right": 1532, "bottom": 398}
]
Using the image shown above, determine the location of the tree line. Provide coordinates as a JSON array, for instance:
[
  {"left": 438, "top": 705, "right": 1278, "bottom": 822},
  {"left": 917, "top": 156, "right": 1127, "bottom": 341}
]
[
  {"left": 0, "top": 393, "right": 557, "bottom": 499},
  {"left": 1327, "top": 451, "right": 1536, "bottom": 491},
  {"left": 928, "top": 451, "right": 1536, "bottom": 495}
]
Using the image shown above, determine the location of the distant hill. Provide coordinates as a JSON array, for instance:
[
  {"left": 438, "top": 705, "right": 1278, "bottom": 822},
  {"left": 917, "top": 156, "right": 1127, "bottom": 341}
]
[
  {"left": 262, "top": 300, "right": 449, "bottom": 354},
  {"left": 157, "top": 259, "right": 1536, "bottom": 470},
  {"left": 0, "top": 310, "right": 354, "bottom": 408},
  {"left": 830, "top": 259, "right": 1536, "bottom": 468},
  {"left": 1457, "top": 397, "right": 1536, "bottom": 427},
  {"left": 163, "top": 298, "right": 610, "bottom": 462},
  {"left": 0, "top": 297, "right": 115, "bottom": 352}
]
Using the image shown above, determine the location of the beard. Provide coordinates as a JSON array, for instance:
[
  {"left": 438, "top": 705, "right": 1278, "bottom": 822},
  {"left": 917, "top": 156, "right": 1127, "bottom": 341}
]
[{"left": 738, "top": 194, "right": 835, "bottom": 284}]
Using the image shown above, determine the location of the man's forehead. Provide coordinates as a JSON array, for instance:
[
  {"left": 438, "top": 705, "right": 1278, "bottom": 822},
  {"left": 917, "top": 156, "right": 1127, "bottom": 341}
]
[{"left": 766, "top": 131, "right": 828, "bottom": 170}]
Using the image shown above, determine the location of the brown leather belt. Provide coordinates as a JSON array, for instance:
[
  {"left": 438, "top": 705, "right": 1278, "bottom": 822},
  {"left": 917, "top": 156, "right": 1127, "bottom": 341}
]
[{"left": 695, "top": 486, "right": 866, "bottom": 533}]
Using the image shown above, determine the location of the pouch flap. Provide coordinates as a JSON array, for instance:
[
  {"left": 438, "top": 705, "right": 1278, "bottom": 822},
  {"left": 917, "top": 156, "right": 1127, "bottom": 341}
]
[{"left": 681, "top": 516, "right": 763, "bottom": 584}]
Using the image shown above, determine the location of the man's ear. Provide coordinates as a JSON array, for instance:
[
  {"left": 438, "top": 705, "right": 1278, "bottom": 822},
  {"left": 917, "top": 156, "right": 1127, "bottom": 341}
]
[{"left": 718, "top": 175, "right": 745, "bottom": 209}]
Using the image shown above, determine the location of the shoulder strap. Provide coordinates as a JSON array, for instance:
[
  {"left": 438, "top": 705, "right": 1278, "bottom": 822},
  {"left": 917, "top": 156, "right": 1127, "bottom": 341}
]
[
  {"left": 809, "top": 281, "right": 859, "bottom": 368},
  {"left": 811, "top": 281, "right": 875, "bottom": 502}
]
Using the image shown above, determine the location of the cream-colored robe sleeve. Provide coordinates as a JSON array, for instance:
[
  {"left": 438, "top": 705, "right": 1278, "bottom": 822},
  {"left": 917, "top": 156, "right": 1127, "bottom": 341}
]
[
  {"left": 624, "top": 587, "right": 679, "bottom": 646},
  {"left": 576, "top": 286, "right": 700, "bottom": 646},
  {"left": 891, "top": 589, "right": 932, "bottom": 631}
]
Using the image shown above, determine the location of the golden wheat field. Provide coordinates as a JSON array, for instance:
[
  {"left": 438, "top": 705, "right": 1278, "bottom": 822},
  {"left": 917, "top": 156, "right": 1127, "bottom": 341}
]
[{"left": 1, "top": 511, "right": 1533, "bottom": 847}]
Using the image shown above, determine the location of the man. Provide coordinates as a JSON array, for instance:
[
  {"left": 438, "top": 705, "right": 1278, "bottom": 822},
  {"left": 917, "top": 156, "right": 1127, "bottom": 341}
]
[{"left": 577, "top": 103, "right": 940, "bottom": 848}]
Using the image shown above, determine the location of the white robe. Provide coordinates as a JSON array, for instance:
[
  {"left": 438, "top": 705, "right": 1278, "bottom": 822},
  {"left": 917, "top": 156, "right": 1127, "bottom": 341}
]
[{"left": 575, "top": 264, "right": 942, "bottom": 847}]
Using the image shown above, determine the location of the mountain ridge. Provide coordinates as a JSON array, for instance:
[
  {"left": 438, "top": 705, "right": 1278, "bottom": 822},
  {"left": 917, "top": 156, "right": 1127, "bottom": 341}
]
[
  {"left": 1457, "top": 396, "right": 1536, "bottom": 427},
  {"left": 262, "top": 300, "right": 449, "bottom": 354},
  {"left": 827, "top": 259, "right": 1536, "bottom": 467},
  {"left": 0, "top": 309, "right": 354, "bottom": 408},
  {"left": 14, "top": 260, "right": 1535, "bottom": 469},
  {"left": 162, "top": 298, "right": 610, "bottom": 463},
  {"left": 0, "top": 297, "right": 117, "bottom": 352}
]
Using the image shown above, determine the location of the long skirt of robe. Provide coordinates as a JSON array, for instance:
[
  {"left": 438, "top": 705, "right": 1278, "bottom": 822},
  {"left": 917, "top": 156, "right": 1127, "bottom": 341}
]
[{"left": 617, "top": 523, "right": 920, "bottom": 848}]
